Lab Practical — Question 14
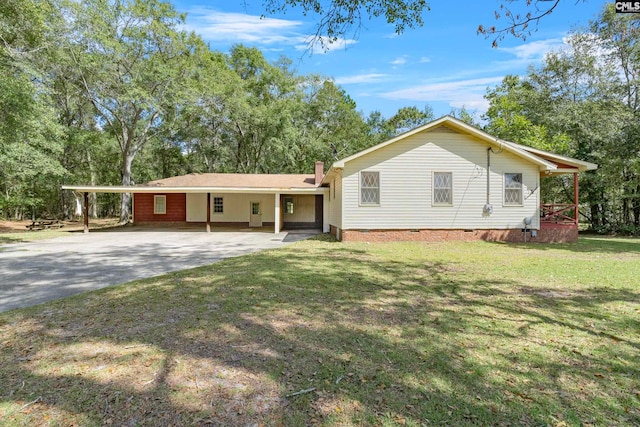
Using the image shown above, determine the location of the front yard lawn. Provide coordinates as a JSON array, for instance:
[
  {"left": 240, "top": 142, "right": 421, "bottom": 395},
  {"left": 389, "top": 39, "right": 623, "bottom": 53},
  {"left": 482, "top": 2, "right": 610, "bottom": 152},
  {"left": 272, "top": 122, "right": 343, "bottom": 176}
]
[{"left": 1, "top": 236, "right": 638, "bottom": 426}]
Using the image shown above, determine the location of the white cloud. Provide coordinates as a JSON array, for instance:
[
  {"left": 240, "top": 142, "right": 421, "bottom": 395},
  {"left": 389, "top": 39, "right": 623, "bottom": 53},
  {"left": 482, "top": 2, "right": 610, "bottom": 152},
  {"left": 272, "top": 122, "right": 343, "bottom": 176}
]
[
  {"left": 390, "top": 56, "right": 407, "bottom": 65},
  {"left": 295, "top": 36, "right": 357, "bottom": 55},
  {"left": 497, "top": 37, "right": 567, "bottom": 66},
  {"left": 500, "top": 38, "right": 565, "bottom": 60},
  {"left": 419, "top": 57, "right": 431, "bottom": 63},
  {"left": 182, "top": 8, "right": 356, "bottom": 54},
  {"left": 380, "top": 76, "right": 506, "bottom": 113},
  {"left": 334, "top": 73, "right": 389, "bottom": 85},
  {"left": 183, "top": 9, "right": 303, "bottom": 45},
  {"left": 377, "top": 38, "right": 570, "bottom": 114},
  {"left": 448, "top": 98, "right": 491, "bottom": 112}
]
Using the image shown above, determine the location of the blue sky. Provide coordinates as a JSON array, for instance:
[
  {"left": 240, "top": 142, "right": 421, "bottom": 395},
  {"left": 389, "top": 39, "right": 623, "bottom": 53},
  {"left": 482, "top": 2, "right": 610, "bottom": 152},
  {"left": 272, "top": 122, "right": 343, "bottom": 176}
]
[{"left": 173, "top": 0, "right": 607, "bottom": 119}]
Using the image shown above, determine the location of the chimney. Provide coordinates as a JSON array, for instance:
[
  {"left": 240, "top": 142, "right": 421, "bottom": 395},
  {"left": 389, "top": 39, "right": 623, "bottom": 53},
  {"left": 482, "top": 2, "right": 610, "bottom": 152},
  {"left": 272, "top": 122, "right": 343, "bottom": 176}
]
[{"left": 314, "top": 161, "right": 324, "bottom": 185}]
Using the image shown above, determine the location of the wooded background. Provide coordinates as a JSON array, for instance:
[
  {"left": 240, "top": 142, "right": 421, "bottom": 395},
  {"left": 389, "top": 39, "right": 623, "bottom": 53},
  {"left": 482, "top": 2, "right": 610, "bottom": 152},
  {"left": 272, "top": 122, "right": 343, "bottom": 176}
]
[{"left": 1, "top": 1, "right": 638, "bottom": 233}]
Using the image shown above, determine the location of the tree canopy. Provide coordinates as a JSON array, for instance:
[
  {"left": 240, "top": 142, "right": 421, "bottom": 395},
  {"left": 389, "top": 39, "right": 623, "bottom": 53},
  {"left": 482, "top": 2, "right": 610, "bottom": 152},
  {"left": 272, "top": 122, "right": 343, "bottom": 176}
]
[
  {"left": 0, "top": 0, "right": 431, "bottom": 221},
  {"left": 484, "top": 4, "right": 640, "bottom": 232}
]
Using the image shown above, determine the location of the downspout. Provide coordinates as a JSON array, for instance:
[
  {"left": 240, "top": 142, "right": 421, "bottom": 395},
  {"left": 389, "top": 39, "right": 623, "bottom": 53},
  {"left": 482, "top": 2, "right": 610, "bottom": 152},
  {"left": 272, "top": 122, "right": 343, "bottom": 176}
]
[
  {"left": 486, "top": 148, "right": 490, "bottom": 204},
  {"left": 483, "top": 147, "right": 493, "bottom": 215}
]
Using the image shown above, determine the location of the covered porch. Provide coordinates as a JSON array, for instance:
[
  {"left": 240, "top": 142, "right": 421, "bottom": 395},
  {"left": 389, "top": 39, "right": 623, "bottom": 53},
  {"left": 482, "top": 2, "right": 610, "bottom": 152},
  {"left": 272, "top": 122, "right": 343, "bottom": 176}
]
[
  {"left": 535, "top": 172, "right": 580, "bottom": 243},
  {"left": 536, "top": 158, "right": 596, "bottom": 242},
  {"left": 497, "top": 141, "right": 597, "bottom": 243}
]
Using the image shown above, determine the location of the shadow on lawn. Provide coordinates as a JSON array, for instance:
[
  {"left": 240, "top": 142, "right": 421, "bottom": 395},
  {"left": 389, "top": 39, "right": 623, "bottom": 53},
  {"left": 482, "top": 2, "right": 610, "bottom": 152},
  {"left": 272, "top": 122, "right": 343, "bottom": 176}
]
[
  {"left": 501, "top": 235, "right": 640, "bottom": 254},
  {"left": 0, "top": 243, "right": 638, "bottom": 426}
]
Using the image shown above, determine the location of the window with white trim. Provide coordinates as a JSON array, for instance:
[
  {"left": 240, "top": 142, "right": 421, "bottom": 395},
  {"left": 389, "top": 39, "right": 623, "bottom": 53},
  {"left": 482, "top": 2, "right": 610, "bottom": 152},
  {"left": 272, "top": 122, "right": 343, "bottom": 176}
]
[
  {"left": 154, "top": 195, "right": 166, "bottom": 214},
  {"left": 213, "top": 197, "right": 224, "bottom": 213},
  {"left": 360, "top": 171, "right": 380, "bottom": 205},
  {"left": 433, "top": 172, "right": 453, "bottom": 205},
  {"left": 504, "top": 173, "right": 523, "bottom": 205}
]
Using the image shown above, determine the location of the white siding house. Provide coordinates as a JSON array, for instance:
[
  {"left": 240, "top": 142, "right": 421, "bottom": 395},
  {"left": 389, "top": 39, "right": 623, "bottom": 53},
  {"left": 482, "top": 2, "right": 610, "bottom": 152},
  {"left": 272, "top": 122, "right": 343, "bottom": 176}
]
[
  {"left": 322, "top": 116, "right": 597, "bottom": 243},
  {"left": 63, "top": 116, "right": 596, "bottom": 242}
]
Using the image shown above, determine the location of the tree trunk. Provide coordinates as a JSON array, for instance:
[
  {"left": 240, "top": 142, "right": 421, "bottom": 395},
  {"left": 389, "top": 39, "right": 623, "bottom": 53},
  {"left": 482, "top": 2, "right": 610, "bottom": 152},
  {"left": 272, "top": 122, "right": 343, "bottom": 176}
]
[
  {"left": 87, "top": 149, "right": 98, "bottom": 218},
  {"left": 633, "top": 185, "right": 640, "bottom": 227},
  {"left": 623, "top": 197, "right": 630, "bottom": 226},
  {"left": 119, "top": 152, "right": 134, "bottom": 223},
  {"left": 590, "top": 203, "right": 600, "bottom": 229}
]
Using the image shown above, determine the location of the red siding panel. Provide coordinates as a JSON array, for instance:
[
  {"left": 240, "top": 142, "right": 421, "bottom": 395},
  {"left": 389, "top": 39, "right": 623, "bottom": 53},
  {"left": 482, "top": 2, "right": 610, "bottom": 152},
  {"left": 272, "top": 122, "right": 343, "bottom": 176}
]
[{"left": 133, "top": 193, "right": 186, "bottom": 222}]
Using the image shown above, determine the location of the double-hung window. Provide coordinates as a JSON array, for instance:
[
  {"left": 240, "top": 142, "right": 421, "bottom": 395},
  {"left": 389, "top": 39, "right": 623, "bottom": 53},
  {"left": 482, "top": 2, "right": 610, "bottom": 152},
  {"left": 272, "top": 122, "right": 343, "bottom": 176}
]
[
  {"left": 504, "top": 173, "right": 523, "bottom": 205},
  {"left": 154, "top": 195, "right": 166, "bottom": 214},
  {"left": 433, "top": 172, "right": 453, "bottom": 205},
  {"left": 360, "top": 171, "right": 380, "bottom": 205}
]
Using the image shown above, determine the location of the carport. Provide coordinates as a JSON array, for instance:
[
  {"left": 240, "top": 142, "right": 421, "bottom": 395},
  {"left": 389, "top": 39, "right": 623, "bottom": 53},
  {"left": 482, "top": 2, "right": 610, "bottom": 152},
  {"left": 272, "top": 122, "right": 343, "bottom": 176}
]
[{"left": 62, "top": 163, "right": 329, "bottom": 234}]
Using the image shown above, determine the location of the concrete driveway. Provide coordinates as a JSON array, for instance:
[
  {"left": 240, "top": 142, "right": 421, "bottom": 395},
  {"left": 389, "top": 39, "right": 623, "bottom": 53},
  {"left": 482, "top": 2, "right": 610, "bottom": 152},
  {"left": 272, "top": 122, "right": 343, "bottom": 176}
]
[{"left": 0, "top": 229, "right": 319, "bottom": 313}]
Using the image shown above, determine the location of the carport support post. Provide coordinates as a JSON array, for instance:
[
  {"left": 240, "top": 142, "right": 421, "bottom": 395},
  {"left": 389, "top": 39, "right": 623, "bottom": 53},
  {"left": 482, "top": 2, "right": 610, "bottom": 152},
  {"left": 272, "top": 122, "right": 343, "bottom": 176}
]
[
  {"left": 573, "top": 172, "right": 579, "bottom": 226},
  {"left": 274, "top": 192, "right": 280, "bottom": 234},
  {"left": 83, "top": 192, "right": 89, "bottom": 233},
  {"left": 206, "top": 192, "right": 211, "bottom": 233}
]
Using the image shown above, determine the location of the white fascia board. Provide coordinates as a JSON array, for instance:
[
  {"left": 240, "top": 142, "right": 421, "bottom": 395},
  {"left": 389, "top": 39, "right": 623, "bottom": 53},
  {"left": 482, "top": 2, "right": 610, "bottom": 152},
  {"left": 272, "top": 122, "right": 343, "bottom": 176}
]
[
  {"left": 493, "top": 140, "right": 558, "bottom": 171},
  {"left": 506, "top": 142, "right": 598, "bottom": 171},
  {"left": 61, "top": 185, "right": 328, "bottom": 194}
]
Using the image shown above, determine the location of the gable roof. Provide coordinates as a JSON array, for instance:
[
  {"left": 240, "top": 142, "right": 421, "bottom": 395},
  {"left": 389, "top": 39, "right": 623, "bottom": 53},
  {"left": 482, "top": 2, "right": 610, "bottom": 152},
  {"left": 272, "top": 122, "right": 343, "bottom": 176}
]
[{"left": 321, "top": 115, "right": 596, "bottom": 184}]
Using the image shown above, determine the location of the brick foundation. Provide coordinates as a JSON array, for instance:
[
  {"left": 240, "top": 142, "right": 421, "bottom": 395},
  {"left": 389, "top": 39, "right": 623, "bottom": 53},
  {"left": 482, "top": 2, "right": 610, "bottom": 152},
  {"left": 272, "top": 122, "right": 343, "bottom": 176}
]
[
  {"left": 536, "top": 224, "right": 579, "bottom": 243},
  {"left": 340, "top": 226, "right": 578, "bottom": 243}
]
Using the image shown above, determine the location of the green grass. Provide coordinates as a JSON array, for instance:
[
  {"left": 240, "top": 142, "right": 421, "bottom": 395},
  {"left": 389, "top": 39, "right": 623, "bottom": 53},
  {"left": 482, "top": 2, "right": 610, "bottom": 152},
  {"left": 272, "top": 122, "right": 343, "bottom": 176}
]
[{"left": 1, "top": 236, "right": 638, "bottom": 426}]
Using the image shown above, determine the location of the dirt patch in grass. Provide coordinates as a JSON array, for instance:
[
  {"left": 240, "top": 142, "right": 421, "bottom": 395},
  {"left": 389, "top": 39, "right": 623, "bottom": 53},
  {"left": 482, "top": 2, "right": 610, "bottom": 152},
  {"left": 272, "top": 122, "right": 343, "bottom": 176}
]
[
  {"left": 1, "top": 237, "right": 639, "bottom": 426},
  {"left": 0, "top": 218, "right": 122, "bottom": 244},
  {"left": 0, "top": 218, "right": 121, "bottom": 233}
]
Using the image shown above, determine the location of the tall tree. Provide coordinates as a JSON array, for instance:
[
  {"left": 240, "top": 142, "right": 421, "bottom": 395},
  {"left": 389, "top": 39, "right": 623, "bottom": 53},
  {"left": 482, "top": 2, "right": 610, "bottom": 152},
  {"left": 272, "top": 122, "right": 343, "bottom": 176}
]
[
  {"left": 65, "top": 0, "right": 203, "bottom": 222},
  {"left": 173, "top": 50, "right": 245, "bottom": 174},
  {"left": 297, "top": 77, "right": 370, "bottom": 166},
  {"left": 449, "top": 106, "right": 481, "bottom": 127},
  {"left": 0, "top": 0, "right": 66, "bottom": 219},
  {"left": 386, "top": 105, "right": 434, "bottom": 135},
  {"left": 365, "top": 105, "right": 435, "bottom": 144},
  {"left": 590, "top": 6, "right": 640, "bottom": 228},
  {"left": 484, "top": 4, "right": 640, "bottom": 232},
  {"left": 225, "top": 45, "right": 302, "bottom": 173},
  {"left": 484, "top": 75, "right": 571, "bottom": 153}
]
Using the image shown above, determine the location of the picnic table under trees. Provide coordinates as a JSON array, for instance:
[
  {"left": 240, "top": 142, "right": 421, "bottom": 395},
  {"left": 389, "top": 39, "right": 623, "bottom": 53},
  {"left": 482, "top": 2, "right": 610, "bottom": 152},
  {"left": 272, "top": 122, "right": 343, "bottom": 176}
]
[{"left": 25, "top": 220, "right": 64, "bottom": 231}]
